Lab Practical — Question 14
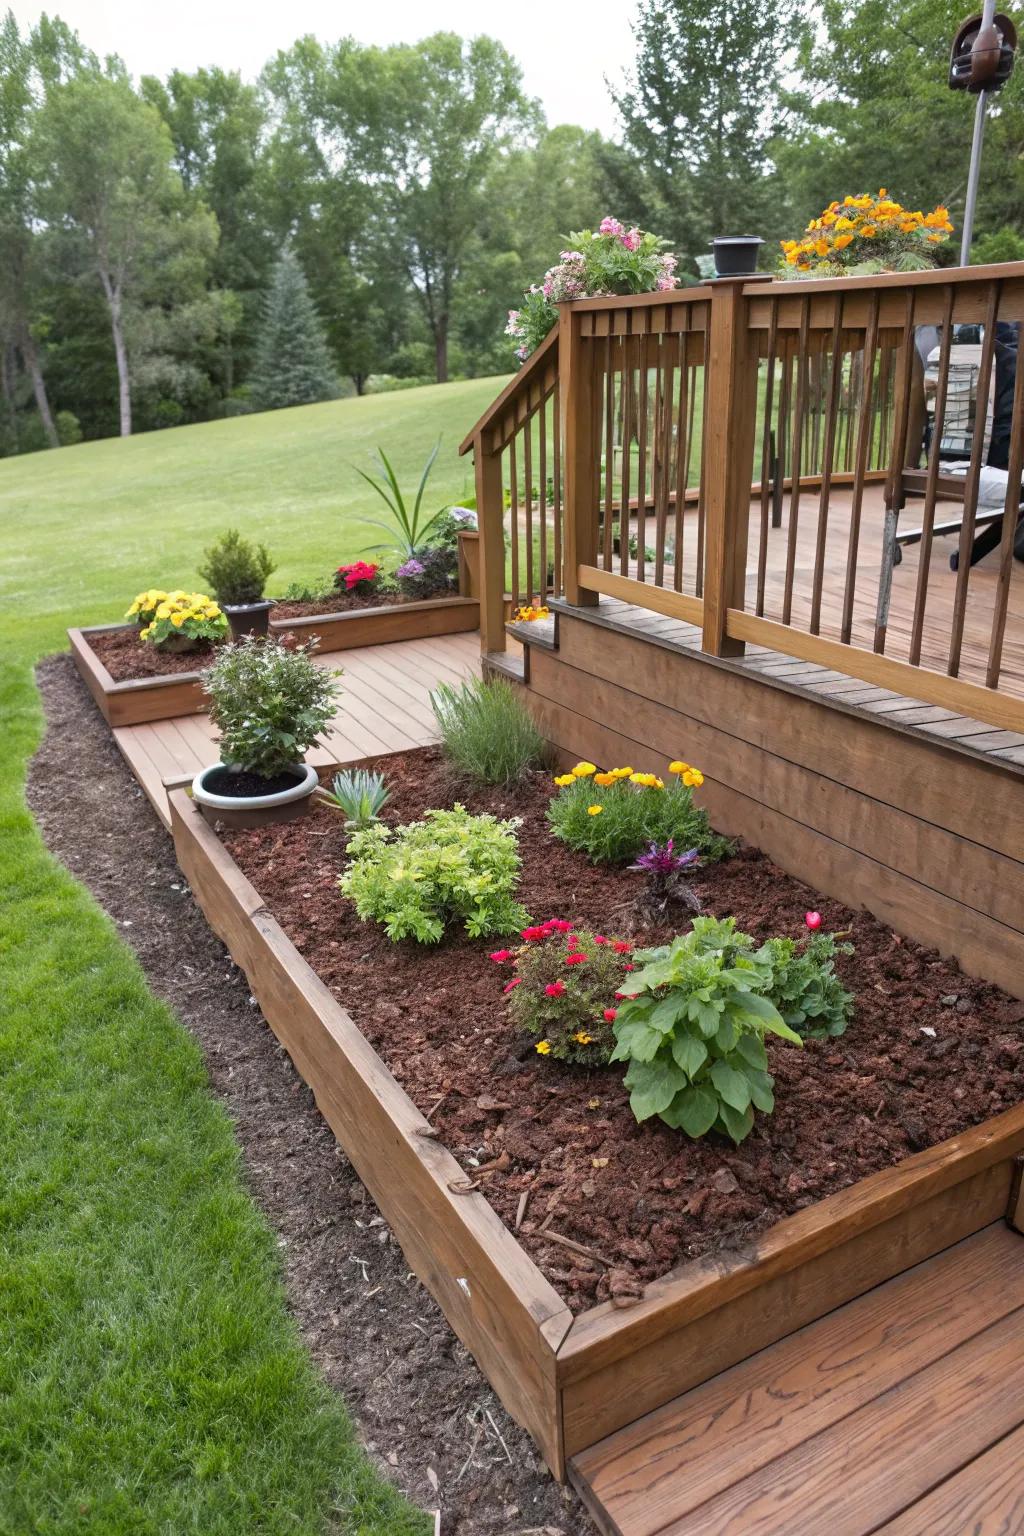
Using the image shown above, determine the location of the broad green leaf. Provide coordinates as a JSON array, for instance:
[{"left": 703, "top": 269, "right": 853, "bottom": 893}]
[
  {"left": 735, "top": 1033, "right": 768, "bottom": 1072},
  {"left": 672, "top": 1084, "right": 719, "bottom": 1138},
  {"left": 670, "top": 1032, "right": 708, "bottom": 1079},
  {"left": 710, "top": 1059, "right": 752, "bottom": 1113},
  {"left": 717, "top": 1100, "right": 755, "bottom": 1144},
  {"left": 691, "top": 999, "right": 723, "bottom": 1037},
  {"left": 625, "top": 1059, "right": 687, "bottom": 1121},
  {"left": 650, "top": 992, "right": 690, "bottom": 1034},
  {"left": 733, "top": 989, "right": 786, "bottom": 1025},
  {"left": 745, "top": 1068, "right": 775, "bottom": 1113},
  {"left": 714, "top": 1014, "right": 738, "bottom": 1053},
  {"left": 611, "top": 1019, "right": 664, "bottom": 1063}
]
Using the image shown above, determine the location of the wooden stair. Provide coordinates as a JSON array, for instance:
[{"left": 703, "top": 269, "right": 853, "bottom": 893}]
[{"left": 569, "top": 1223, "right": 1024, "bottom": 1536}]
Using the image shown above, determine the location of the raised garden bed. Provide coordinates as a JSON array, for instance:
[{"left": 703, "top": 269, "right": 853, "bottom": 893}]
[
  {"left": 269, "top": 593, "right": 479, "bottom": 652},
  {"left": 169, "top": 748, "right": 1024, "bottom": 1477}
]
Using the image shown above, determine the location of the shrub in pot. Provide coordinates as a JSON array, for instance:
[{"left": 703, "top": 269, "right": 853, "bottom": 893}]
[
  {"left": 198, "top": 529, "right": 276, "bottom": 639},
  {"left": 192, "top": 636, "right": 340, "bottom": 828}
]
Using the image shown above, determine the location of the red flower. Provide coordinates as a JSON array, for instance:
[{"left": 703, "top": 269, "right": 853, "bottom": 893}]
[
  {"left": 545, "top": 981, "right": 566, "bottom": 998},
  {"left": 613, "top": 941, "right": 632, "bottom": 954},
  {"left": 503, "top": 978, "right": 522, "bottom": 994},
  {"left": 623, "top": 963, "right": 635, "bottom": 972},
  {"left": 489, "top": 949, "right": 514, "bottom": 963},
  {"left": 337, "top": 560, "right": 379, "bottom": 591},
  {"left": 593, "top": 934, "right": 608, "bottom": 945},
  {"left": 603, "top": 1008, "right": 618, "bottom": 1022},
  {"left": 565, "top": 952, "right": 587, "bottom": 966},
  {"left": 805, "top": 911, "right": 822, "bottom": 931},
  {"left": 615, "top": 991, "right": 639, "bottom": 1000},
  {"left": 521, "top": 925, "right": 548, "bottom": 942},
  {"left": 566, "top": 933, "right": 581, "bottom": 951}
]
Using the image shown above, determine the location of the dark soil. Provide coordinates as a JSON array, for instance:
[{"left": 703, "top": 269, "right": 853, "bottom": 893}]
[
  {"left": 221, "top": 749, "right": 1024, "bottom": 1315},
  {"left": 90, "top": 625, "right": 219, "bottom": 680},
  {"left": 273, "top": 591, "right": 424, "bottom": 619},
  {"left": 203, "top": 765, "right": 306, "bottom": 798},
  {"left": 29, "top": 654, "right": 589, "bottom": 1536}
]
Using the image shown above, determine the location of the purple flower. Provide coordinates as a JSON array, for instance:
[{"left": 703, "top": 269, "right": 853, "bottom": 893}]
[
  {"left": 628, "top": 840, "right": 700, "bottom": 876},
  {"left": 397, "top": 558, "right": 425, "bottom": 578}
]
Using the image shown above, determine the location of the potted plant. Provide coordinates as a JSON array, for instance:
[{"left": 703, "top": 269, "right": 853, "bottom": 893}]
[
  {"left": 198, "top": 529, "right": 277, "bottom": 640},
  {"left": 710, "top": 235, "right": 764, "bottom": 277},
  {"left": 779, "top": 193, "right": 954, "bottom": 277},
  {"left": 191, "top": 636, "right": 340, "bottom": 829}
]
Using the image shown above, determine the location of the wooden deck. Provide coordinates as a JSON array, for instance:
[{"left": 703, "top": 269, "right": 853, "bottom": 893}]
[
  {"left": 114, "top": 631, "right": 482, "bottom": 827},
  {"left": 570, "top": 1222, "right": 1024, "bottom": 1536}
]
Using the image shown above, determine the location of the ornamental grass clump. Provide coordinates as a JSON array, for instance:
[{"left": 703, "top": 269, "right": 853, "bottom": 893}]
[
  {"left": 204, "top": 636, "right": 339, "bottom": 779},
  {"left": 494, "top": 921, "right": 636, "bottom": 1066},
  {"left": 548, "top": 758, "right": 725, "bottom": 865},
  {"left": 430, "top": 676, "right": 546, "bottom": 786},
  {"left": 317, "top": 767, "right": 391, "bottom": 830},
  {"left": 339, "top": 806, "right": 529, "bottom": 944},
  {"left": 610, "top": 917, "right": 803, "bottom": 1145}
]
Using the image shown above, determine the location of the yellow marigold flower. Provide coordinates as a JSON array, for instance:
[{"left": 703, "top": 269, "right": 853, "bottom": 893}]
[
  {"left": 155, "top": 603, "right": 172, "bottom": 619},
  {"left": 653, "top": 777, "right": 665, "bottom": 789},
  {"left": 574, "top": 1031, "right": 593, "bottom": 1045},
  {"left": 630, "top": 772, "right": 658, "bottom": 787},
  {"left": 594, "top": 772, "right": 616, "bottom": 787},
  {"left": 170, "top": 612, "right": 185, "bottom": 627},
  {"left": 668, "top": 760, "right": 689, "bottom": 774},
  {"left": 835, "top": 216, "right": 854, "bottom": 232},
  {"left": 536, "top": 1040, "right": 552, "bottom": 1055},
  {"left": 833, "top": 233, "right": 854, "bottom": 251},
  {"left": 814, "top": 239, "right": 829, "bottom": 257},
  {"left": 861, "top": 224, "right": 877, "bottom": 238},
  {"left": 610, "top": 766, "right": 633, "bottom": 780},
  {"left": 683, "top": 769, "right": 704, "bottom": 787},
  {"left": 587, "top": 804, "right": 603, "bottom": 816},
  {"left": 572, "top": 761, "right": 597, "bottom": 778},
  {"left": 140, "top": 624, "right": 152, "bottom": 640},
  {"left": 553, "top": 773, "right": 575, "bottom": 788},
  {"left": 926, "top": 233, "right": 944, "bottom": 243}
]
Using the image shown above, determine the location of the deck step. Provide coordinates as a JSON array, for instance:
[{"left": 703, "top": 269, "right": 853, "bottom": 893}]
[{"left": 569, "top": 1223, "right": 1024, "bottom": 1536}]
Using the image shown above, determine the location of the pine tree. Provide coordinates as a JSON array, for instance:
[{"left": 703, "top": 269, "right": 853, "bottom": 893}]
[{"left": 248, "top": 249, "right": 337, "bottom": 410}]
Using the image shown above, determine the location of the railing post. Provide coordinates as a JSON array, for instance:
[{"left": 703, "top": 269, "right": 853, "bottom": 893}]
[
  {"left": 473, "top": 432, "right": 507, "bottom": 654},
  {"left": 701, "top": 276, "right": 768, "bottom": 657},
  {"left": 559, "top": 303, "right": 600, "bottom": 606}
]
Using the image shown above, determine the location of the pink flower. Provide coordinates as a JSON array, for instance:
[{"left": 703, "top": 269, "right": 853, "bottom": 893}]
[
  {"left": 599, "top": 216, "right": 624, "bottom": 237},
  {"left": 503, "top": 978, "right": 522, "bottom": 994},
  {"left": 603, "top": 1008, "right": 618, "bottom": 1022},
  {"left": 546, "top": 919, "right": 574, "bottom": 933},
  {"left": 545, "top": 981, "right": 566, "bottom": 998},
  {"left": 593, "top": 934, "right": 608, "bottom": 945},
  {"left": 489, "top": 949, "right": 514, "bottom": 963},
  {"left": 565, "top": 952, "right": 587, "bottom": 967},
  {"left": 623, "top": 963, "right": 635, "bottom": 972},
  {"left": 805, "top": 911, "right": 822, "bottom": 932},
  {"left": 621, "top": 226, "right": 641, "bottom": 252}
]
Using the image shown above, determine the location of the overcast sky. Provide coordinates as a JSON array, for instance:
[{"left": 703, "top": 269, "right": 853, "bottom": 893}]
[{"left": 9, "top": 0, "right": 635, "bottom": 135}]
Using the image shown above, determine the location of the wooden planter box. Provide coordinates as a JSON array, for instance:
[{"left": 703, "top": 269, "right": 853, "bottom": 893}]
[
  {"left": 169, "top": 785, "right": 1024, "bottom": 1480},
  {"left": 70, "top": 624, "right": 209, "bottom": 728},
  {"left": 269, "top": 594, "right": 479, "bottom": 651}
]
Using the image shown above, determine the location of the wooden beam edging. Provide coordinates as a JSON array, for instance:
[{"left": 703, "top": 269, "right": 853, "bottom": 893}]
[
  {"left": 69, "top": 625, "right": 208, "bottom": 727},
  {"left": 725, "top": 609, "right": 1024, "bottom": 735},
  {"left": 269, "top": 595, "right": 480, "bottom": 652},
  {"left": 168, "top": 789, "right": 573, "bottom": 1476}
]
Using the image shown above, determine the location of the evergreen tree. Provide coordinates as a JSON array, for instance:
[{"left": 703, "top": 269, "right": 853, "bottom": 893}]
[{"left": 248, "top": 250, "right": 337, "bottom": 411}]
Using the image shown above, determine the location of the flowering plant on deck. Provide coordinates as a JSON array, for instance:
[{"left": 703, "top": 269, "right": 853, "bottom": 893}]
[
  {"left": 506, "top": 218, "right": 680, "bottom": 363},
  {"left": 547, "top": 758, "right": 725, "bottom": 865},
  {"left": 128, "top": 589, "right": 228, "bottom": 650},
  {"left": 334, "top": 560, "right": 380, "bottom": 595},
  {"left": 780, "top": 192, "right": 954, "bottom": 277},
  {"left": 496, "top": 922, "right": 635, "bottom": 1065}
]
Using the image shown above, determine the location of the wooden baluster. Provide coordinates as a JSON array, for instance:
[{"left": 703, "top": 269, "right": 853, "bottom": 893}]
[
  {"left": 756, "top": 304, "right": 779, "bottom": 617},
  {"left": 559, "top": 304, "right": 600, "bottom": 606},
  {"left": 840, "top": 292, "right": 880, "bottom": 645},
  {"left": 602, "top": 335, "right": 614, "bottom": 571},
  {"left": 949, "top": 283, "right": 1001, "bottom": 676},
  {"left": 986, "top": 332, "right": 1024, "bottom": 687},
  {"left": 701, "top": 276, "right": 766, "bottom": 657},
  {"left": 539, "top": 392, "right": 549, "bottom": 603},
  {"left": 695, "top": 369, "right": 707, "bottom": 597},
  {"left": 552, "top": 383, "right": 562, "bottom": 597},
  {"left": 655, "top": 336, "right": 673, "bottom": 586},
  {"left": 619, "top": 333, "right": 633, "bottom": 578},
  {"left": 908, "top": 288, "right": 953, "bottom": 665},
  {"left": 508, "top": 433, "right": 520, "bottom": 610},
  {"left": 636, "top": 323, "right": 650, "bottom": 580},
  {"left": 523, "top": 415, "right": 535, "bottom": 605},
  {"left": 875, "top": 292, "right": 918, "bottom": 655},
  {"left": 810, "top": 302, "right": 845, "bottom": 635},
  {"left": 672, "top": 330, "right": 690, "bottom": 593},
  {"left": 774, "top": 347, "right": 791, "bottom": 528},
  {"left": 473, "top": 432, "right": 506, "bottom": 654},
  {"left": 782, "top": 301, "right": 810, "bottom": 625}
]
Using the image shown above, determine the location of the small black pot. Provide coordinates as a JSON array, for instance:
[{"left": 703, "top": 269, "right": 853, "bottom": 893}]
[
  {"left": 710, "top": 236, "right": 764, "bottom": 278},
  {"left": 223, "top": 598, "right": 275, "bottom": 641}
]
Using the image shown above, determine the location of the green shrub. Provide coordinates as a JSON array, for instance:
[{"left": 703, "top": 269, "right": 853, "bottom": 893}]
[
  {"left": 204, "top": 636, "right": 340, "bottom": 778},
  {"left": 548, "top": 760, "right": 726, "bottom": 865},
  {"left": 198, "top": 528, "right": 276, "bottom": 605},
  {"left": 56, "top": 410, "right": 82, "bottom": 445},
  {"left": 431, "top": 677, "right": 546, "bottom": 786},
  {"left": 339, "top": 806, "right": 529, "bottom": 943},
  {"left": 500, "top": 922, "right": 635, "bottom": 1066},
  {"left": 280, "top": 576, "right": 337, "bottom": 602},
  {"left": 318, "top": 767, "right": 391, "bottom": 829},
  {"left": 761, "top": 931, "right": 854, "bottom": 1039},
  {"left": 610, "top": 917, "right": 803, "bottom": 1144}
]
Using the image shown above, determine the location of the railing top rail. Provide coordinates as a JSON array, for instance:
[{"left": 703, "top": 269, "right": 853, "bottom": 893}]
[
  {"left": 557, "top": 289, "right": 713, "bottom": 314},
  {"left": 458, "top": 323, "right": 559, "bottom": 456},
  {"left": 755, "top": 259, "right": 1024, "bottom": 300}
]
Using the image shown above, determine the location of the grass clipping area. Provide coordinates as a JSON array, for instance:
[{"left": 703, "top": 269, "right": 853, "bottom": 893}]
[{"left": 0, "top": 385, "right": 517, "bottom": 1535}]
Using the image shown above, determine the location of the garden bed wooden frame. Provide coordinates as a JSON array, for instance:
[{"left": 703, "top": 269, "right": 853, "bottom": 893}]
[
  {"left": 169, "top": 784, "right": 1024, "bottom": 1480},
  {"left": 69, "top": 594, "right": 480, "bottom": 728}
]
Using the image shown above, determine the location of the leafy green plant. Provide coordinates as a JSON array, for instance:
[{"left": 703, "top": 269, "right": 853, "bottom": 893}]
[
  {"left": 318, "top": 767, "right": 391, "bottom": 829},
  {"left": 280, "top": 576, "right": 336, "bottom": 602},
  {"left": 355, "top": 441, "right": 449, "bottom": 558},
  {"left": 761, "top": 931, "right": 854, "bottom": 1039},
  {"left": 498, "top": 921, "right": 636, "bottom": 1066},
  {"left": 548, "top": 759, "right": 727, "bottom": 865},
  {"left": 610, "top": 917, "right": 803, "bottom": 1144},
  {"left": 204, "top": 636, "right": 340, "bottom": 778},
  {"left": 198, "top": 528, "right": 276, "bottom": 605},
  {"left": 431, "top": 677, "right": 546, "bottom": 786},
  {"left": 339, "top": 806, "right": 529, "bottom": 943}
]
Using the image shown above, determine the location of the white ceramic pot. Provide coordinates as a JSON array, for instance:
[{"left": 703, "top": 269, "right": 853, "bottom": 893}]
[{"left": 191, "top": 761, "right": 318, "bottom": 829}]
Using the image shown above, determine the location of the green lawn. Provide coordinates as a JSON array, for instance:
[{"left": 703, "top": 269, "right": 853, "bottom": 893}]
[{"left": 0, "top": 376, "right": 507, "bottom": 1536}]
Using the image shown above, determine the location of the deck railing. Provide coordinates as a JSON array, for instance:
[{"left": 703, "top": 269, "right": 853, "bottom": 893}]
[{"left": 462, "top": 262, "right": 1024, "bottom": 732}]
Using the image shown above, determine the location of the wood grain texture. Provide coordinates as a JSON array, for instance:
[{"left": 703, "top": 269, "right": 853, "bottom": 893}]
[
  {"left": 169, "top": 790, "right": 573, "bottom": 1474},
  {"left": 270, "top": 595, "right": 479, "bottom": 652},
  {"left": 874, "top": 1419, "right": 1024, "bottom": 1535},
  {"left": 69, "top": 625, "right": 207, "bottom": 726},
  {"left": 570, "top": 1224, "right": 1024, "bottom": 1536}
]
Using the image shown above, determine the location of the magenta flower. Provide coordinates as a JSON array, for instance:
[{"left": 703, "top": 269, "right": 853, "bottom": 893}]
[{"left": 599, "top": 216, "right": 624, "bottom": 236}]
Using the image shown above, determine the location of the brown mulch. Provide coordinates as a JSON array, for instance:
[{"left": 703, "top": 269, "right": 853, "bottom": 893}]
[
  {"left": 272, "top": 591, "right": 420, "bottom": 619},
  {"left": 89, "top": 625, "right": 220, "bottom": 679},
  {"left": 28, "top": 654, "right": 590, "bottom": 1536},
  {"left": 220, "top": 749, "right": 1024, "bottom": 1316}
]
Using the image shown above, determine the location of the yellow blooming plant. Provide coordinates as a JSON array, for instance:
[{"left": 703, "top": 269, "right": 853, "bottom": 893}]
[
  {"left": 130, "top": 589, "right": 229, "bottom": 651},
  {"left": 513, "top": 603, "right": 551, "bottom": 622},
  {"left": 547, "top": 756, "right": 724, "bottom": 865},
  {"left": 780, "top": 191, "right": 954, "bottom": 277}
]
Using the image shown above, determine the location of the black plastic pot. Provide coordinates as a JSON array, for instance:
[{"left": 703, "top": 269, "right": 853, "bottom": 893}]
[
  {"left": 710, "top": 236, "right": 764, "bottom": 278},
  {"left": 223, "top": 598, "right": 275, "bottom": 641}
]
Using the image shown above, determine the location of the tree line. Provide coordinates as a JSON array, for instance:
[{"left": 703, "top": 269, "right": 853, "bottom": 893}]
[{"left": 2, "top": 0, "right": 1022, "bottom": 452}]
